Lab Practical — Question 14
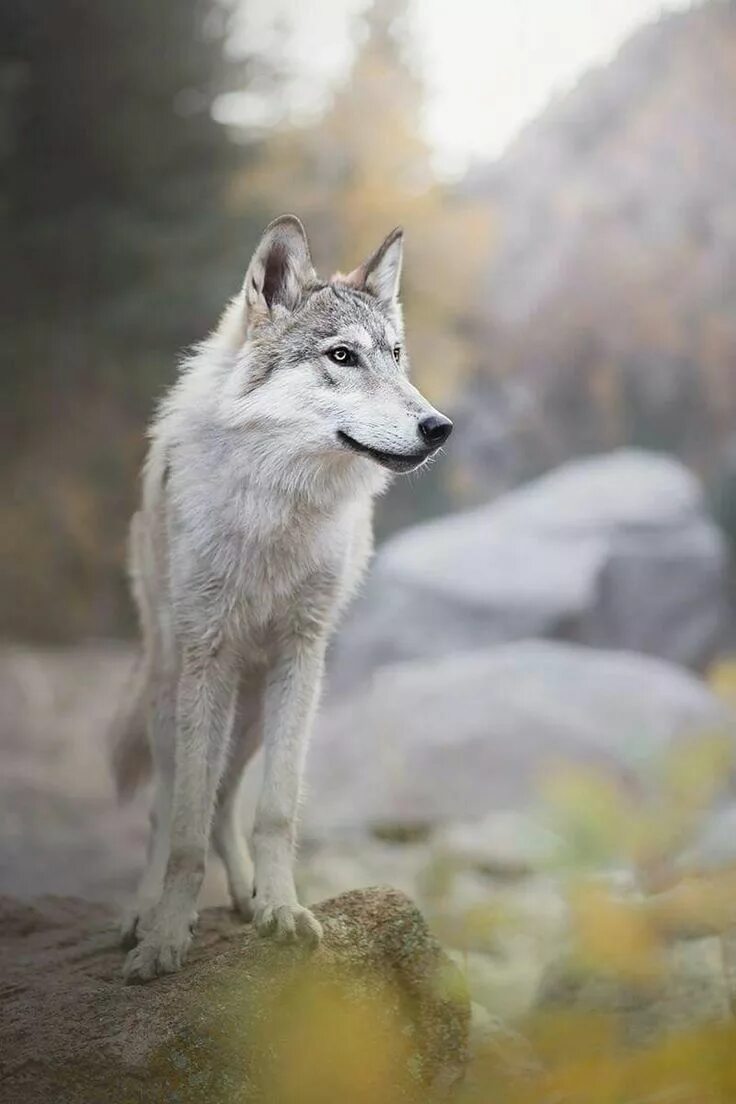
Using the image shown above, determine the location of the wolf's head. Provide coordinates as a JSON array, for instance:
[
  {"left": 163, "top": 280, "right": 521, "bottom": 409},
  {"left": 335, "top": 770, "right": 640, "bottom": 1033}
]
[{"left": 217, "top": 215, "right": 452, "bottom": 478}]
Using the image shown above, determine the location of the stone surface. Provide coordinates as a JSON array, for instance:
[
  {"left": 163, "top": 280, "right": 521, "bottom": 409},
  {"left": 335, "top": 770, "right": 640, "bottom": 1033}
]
[
  {"left": 0, "top": 643, "right": 144, "bottom": 900},
  {"left": 431, "top": 814, "right": 563, "bottom": 877},
  {"left": 0, "top": 887, "right": 469, "bottom": 1104},
  {"left": 309, "top": 640, "right": 733, "bottom": 836},
  {"left": 329, "top": 451, "right": 728, "bottom": 695}
]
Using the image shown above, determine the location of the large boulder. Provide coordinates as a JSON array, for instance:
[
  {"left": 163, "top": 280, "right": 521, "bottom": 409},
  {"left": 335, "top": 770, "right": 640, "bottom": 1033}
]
[
  {"left": 0, "top": 643, "right": 146, "bottom": 900},
  {"left": 329, "top": 451, "right": 728, "bottom": 696},
  {"left": 307, "top": 641, "right": 734, "bottom": 837},
  {"left": 0, "top": 888, "right": 469, "bottom": 1104}
]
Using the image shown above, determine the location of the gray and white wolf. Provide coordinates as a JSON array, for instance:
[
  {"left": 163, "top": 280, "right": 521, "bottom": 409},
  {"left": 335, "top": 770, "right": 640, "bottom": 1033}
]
[{"left": 113, "top": 215, "right": 453, "bottom": 982}]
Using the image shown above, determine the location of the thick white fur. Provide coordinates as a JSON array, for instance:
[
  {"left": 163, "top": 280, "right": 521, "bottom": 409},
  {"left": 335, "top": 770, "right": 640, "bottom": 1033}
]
[{"left": 120, "top": 216, "right": 448, "bottom": 981}]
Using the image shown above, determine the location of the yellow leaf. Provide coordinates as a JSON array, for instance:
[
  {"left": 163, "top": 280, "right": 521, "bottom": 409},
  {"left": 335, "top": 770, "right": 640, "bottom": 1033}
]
[{"left": 570, "top": 881, "right": 663, "bottom": 981}]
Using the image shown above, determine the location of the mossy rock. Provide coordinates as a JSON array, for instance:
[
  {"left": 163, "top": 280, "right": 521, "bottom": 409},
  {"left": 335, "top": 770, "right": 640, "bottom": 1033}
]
[{"left": 0, "top": 888, "right": 469, "bottom": 1103}]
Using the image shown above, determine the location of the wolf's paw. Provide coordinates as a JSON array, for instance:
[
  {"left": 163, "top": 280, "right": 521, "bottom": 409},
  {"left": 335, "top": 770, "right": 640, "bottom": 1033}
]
[
  {"left": 232, "top": 892, "right": 255, "bottom": 923},
  {"left": 123, "top": 927, "right": 191, "bottom": 983},
  {"left": 119, "top": 901, "right": 157, "bottom": 949},
  {"left": 122, "top": 913, "right": 197, "bottom": 983},
  {"left": 254, "top": 901, "right": 323, "bottom": 947}
]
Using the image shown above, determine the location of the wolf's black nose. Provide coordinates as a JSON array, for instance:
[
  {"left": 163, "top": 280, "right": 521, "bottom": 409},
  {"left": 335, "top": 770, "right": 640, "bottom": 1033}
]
[{"left": 419, "top": 414, "right": 453, "bottom": 448}]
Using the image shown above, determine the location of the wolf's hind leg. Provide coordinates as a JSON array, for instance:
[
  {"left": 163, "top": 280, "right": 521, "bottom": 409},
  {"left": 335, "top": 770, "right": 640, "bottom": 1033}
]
[
  {"left": 212, "top": 675, "right": 263, "bottom": 919},
  {"left": 123, "top": 646, "right": 237, "bottom": 983},
  {"left": 212, "top": 780, "right": 255, "bottom": 919},
  {"left": 120, "top": 674, "right": 176, "bottom": 948}
]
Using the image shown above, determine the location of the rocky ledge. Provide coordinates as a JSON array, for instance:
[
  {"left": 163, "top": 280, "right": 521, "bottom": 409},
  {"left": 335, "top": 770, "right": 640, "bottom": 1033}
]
[{"left": 0, "top": 887, "right": 469, "bottom": 1104}]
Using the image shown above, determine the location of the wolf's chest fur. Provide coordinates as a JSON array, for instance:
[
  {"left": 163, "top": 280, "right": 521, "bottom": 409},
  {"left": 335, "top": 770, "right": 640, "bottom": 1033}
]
[{"left": 166, "top": 462, "right": 368, "bottom": 657}]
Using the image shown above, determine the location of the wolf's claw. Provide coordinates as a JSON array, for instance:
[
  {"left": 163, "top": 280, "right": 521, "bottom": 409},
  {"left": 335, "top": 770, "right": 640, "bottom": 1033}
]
[{"left": 254, "top": 902, "right": 323, "bottom": 946}]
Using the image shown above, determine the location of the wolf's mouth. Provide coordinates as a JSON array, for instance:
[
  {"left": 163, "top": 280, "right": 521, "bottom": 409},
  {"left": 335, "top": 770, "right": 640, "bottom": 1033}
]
[{"left": 337, "top": 431, "right": 430, "bottom": 473}]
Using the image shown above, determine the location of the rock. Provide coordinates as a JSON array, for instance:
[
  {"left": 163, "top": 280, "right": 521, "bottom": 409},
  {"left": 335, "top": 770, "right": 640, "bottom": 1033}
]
[
  {"left": 448, "top": 948, "right": 549, "bottom": 1023},
  {"left": 463, "top": 1005, "right": 543, "bottom": 1099},
  {"left": 329, "top": 451, "right": 728, "bottom": 695},
  {"left": 0, "top": 643, "right": 233, "bottom": 907},
  {"left": 538, "top": 935, "right": 733, "bottom": 1045},
  {"left": 432, "top": 813, "right": 563, "bottom": 877},
  {"left": 297, "top": 837, "right": 434, "bottom": 907},
  {"left": 0, "top": 888, "right": 469, "bottom": 1104},
  {"left": 676, "top": 806, "right": 736, "bottom": 876},
  {"left": 297, "top": 837, "right": 570, "bottom": 1010},
  {"left": 308, "top": 641, "right": 733, "bottom": 837},
  {"left": 0, "top": 643, "right": 145, "bottom": 900}
]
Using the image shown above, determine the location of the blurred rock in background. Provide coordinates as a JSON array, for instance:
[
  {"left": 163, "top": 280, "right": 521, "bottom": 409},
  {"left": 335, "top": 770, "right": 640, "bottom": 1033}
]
[
  {"left": 0, "top": 644, "right": 143, "bottom": 900},
  {"left": 311, "top": 640, "right": 733, "bottom": 840},
  {"left": 330, "top": 450, "right": 729, "bottom": 695}
]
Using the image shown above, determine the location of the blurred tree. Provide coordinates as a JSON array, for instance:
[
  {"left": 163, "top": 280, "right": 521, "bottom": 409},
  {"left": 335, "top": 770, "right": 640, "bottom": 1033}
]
[
  {"left": 228, "top": 0, "right": 492, "bottom": 403},
  {"left": 0, "top": 0, "right": 260, "bottom": 640},
  {"left": 227, "top": 0, "right": 492, "bottom": 531}
]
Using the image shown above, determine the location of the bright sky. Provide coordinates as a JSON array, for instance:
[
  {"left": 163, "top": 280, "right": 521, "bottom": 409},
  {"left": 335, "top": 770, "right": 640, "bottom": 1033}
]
[{"left": 225, "top": 0, "right": 696, "bottom": 175}]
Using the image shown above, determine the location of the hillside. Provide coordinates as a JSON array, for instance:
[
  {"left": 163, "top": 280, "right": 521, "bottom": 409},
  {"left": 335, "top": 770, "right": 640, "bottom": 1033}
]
[{"left": 455, "top": 1, "right": 736, "bottom": 509}]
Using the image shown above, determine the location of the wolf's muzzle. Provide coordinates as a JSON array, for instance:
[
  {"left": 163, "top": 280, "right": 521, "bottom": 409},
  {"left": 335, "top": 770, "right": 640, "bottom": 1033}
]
[{"left": 337, "top": 431, "right": 431, "bottom": 473}]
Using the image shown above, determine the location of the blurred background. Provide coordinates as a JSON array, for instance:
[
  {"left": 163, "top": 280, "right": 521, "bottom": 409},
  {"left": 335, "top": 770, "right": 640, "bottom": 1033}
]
[
  {"left": 3, "top": 0, "right": 736, "bottom": 1097},
  {"left": 4, "top": 0, "right": 736, "bottom": 641}
]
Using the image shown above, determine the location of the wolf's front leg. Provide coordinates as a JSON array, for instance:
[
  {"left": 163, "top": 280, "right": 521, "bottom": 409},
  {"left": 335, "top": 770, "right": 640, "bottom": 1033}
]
[
  {"left": 123, "top": 646, "right": 237, "bottom": 982},
  {"left": 251, "top": 637, "right": 326, "bottom": 946}
]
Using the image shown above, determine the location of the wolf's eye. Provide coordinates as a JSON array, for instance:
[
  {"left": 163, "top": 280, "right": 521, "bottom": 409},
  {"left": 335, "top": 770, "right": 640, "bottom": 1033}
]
[
  {"left": 393, "top": 346, "right": 401, "bottom": 363},
  {"left": 328, "top": 346, "right": 356, "bottom": 366}
]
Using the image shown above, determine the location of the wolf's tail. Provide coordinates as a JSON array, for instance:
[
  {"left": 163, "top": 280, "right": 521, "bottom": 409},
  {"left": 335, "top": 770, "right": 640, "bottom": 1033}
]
[{"left": 110, "top": 655, "right": 152, "bottom": 800}]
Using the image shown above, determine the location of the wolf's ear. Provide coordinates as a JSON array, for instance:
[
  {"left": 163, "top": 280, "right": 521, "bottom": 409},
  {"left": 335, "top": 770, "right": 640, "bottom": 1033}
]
[
  {"left": 337, "top": 227, "right": 403, "bottom": 306},
  {"left": 244, "top": 215, "right": 315, "bottom": 325}
]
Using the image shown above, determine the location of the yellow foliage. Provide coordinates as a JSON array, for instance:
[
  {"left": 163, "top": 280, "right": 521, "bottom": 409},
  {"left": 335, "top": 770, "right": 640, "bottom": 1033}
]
[
  {"left": 662, "top": 732, "right": 734, "bottom": 819},
  {"left": 261, "top": 978, "right": 412, "bottom": 1104},
  {"left": 541, "top": 728, "right": 734, "bottom": 878},
  {"left": 541, "top": 765, "right": 638, "bottom": 867},
  {"left": 646, "top": 867, "right": 736, "bottom": 938},
  {"left": 708, "top": 655, "right": 736, "bottom": 710},
  {"left": 511, "top": 1015, "right": 736, "bottom": 1104},
  {"left": 435, "top": 900, "right": 515, "bottom": 953},
  {"left": 570, "top": 881, "right": 664, "bottom": 982}
]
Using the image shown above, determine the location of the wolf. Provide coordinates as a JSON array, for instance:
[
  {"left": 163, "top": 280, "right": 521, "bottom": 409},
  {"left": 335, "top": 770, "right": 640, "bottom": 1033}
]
[{"left": 113, "top": 215, "right": 453, "bottom": 982}]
